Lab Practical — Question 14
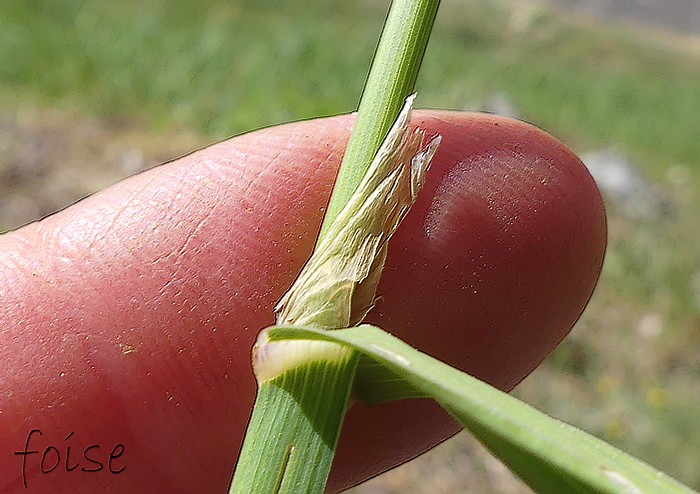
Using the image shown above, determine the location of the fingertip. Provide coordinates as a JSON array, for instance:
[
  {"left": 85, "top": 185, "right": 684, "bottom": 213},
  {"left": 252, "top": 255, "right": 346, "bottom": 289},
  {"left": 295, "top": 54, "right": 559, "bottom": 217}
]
[
  {"left": 0, "top": 109, "right": 606, "bottom": 493},
  {"left": 331, "top": 110, "right": 606, "bottom": 490}
]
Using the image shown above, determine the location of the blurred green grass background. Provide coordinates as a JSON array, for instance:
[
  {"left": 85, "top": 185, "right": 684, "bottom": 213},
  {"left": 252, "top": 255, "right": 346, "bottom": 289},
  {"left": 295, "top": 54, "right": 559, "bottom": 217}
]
[{"left": 1, "top": 0, "right": 698, "bottom": 492}]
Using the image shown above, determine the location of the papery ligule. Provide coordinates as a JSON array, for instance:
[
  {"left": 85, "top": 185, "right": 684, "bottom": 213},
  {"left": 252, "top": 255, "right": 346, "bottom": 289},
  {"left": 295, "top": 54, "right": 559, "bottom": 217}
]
[{"left": 274, "top": 94, "right": 441, "bottom": 330}]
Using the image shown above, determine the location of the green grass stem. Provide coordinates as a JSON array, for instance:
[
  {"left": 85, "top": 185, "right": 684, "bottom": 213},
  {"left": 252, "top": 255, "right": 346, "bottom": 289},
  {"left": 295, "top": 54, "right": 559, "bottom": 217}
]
[
  {"left": 230, "top": 1, "right": 439, "bottom": 492},
  {"left": 229, "top": 351, "right": 358, "bottom": 493},
  {"left": 318, "top": 0, "right": 440, "bottom": 240}
]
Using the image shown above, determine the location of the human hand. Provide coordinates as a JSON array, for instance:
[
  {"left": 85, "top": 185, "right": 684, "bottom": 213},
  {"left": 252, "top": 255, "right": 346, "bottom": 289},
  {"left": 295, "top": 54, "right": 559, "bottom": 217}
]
[{"left": 0, "top": 110, "right": 606, "bottom": 492}]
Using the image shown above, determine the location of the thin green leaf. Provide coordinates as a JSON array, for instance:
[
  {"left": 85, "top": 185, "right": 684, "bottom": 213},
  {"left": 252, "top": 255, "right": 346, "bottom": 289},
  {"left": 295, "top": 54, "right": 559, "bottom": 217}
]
[{"left": 266, "top": 324, "right": 697, "bottom": 494}]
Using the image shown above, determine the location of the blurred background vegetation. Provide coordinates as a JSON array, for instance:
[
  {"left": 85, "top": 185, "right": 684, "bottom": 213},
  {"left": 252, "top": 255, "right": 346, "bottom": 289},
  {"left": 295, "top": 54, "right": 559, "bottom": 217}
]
[{"left": 1, "top": 0, "right": 698, "bottom": 492}]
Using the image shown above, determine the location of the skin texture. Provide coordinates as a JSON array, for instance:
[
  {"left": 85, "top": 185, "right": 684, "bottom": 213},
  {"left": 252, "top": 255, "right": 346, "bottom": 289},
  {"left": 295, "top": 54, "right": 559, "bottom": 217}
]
[{"left": 0, "top": 110, "right": 606, "bottom": 493}]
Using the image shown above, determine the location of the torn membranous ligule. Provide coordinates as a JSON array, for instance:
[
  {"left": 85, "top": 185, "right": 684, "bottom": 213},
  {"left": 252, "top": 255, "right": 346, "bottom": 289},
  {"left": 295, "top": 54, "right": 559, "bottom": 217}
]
[
  {"left": 275, "top": 94, "right": 440, "bottom": 330},
  {"left": 253, "top": 95, "right": 440, "bottom": 384}
]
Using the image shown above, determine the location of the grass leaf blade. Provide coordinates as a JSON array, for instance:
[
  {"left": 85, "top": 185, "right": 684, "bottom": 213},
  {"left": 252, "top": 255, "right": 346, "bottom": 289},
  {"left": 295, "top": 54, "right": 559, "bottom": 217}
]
[{"left": 267, "top": 324, "right": 697, "bottom": 494}]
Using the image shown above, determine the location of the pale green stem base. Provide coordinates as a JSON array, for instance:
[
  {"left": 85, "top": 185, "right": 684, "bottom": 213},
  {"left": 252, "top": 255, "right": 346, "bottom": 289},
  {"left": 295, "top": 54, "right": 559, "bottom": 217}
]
[{"left": 230, "top": 351, "right": 359, "bottom": 493}]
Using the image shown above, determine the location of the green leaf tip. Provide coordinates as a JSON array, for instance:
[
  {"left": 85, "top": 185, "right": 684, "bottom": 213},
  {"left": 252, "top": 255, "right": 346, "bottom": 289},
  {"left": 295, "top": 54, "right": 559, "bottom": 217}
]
[{"left": 275, "top": 94, "right": 441, "bottom": 330}]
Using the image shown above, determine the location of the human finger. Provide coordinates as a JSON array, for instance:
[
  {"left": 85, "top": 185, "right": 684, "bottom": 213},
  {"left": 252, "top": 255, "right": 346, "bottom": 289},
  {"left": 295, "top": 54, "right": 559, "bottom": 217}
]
[{"left": 0, "top": 110, "right": 605, "bottom": 492}]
